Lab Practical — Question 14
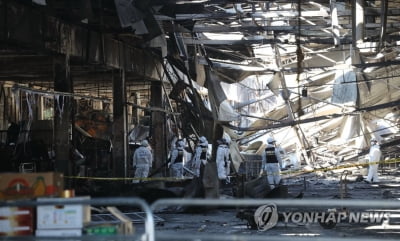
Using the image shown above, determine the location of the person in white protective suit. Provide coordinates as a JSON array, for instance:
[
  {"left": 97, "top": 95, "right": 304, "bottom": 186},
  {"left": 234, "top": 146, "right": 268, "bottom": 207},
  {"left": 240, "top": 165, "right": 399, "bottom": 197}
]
[
  {"left": 191, "top": 136, "right": 210, "bottom": 177},
  {"left": 169, "top": 140, "right": 189, "bottom": 178},
  {"left": 365, "top": 138, "right": 382, "bottom": 183},
  {"left": 216, "top": 138, "right": 231, "bottom": 182},
  {"left": 260, "top": 137, "right": 283, "bottom": 189},
  {"left": 132, "top": 140, "right": 153, "bottom": 183}
]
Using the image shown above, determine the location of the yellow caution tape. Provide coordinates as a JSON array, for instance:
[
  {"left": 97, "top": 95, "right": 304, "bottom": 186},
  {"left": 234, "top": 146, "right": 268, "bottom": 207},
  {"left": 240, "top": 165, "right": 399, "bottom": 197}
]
[
  {"left": 281, "top": 158, "right": 400, "bottom": 176},
  {"left": 64, "top": 158, "right": 400, "bottom": 182},
  {"left": 64, "top": 176, "right": 193, "bottom": 182}
]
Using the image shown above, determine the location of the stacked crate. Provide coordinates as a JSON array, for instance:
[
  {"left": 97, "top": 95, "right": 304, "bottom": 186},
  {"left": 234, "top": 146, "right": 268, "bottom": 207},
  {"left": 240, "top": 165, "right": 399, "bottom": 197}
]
[
  {"left": 0, "top": 172, "right": 64, "bottom": 237},
  {"left": 35, "top": 196, "right": 91, "bottom": 237}
]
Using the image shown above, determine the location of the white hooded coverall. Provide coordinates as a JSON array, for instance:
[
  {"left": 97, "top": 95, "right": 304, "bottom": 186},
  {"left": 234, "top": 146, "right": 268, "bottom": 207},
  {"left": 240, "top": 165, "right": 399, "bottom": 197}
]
[
  {"left": 261, "top": 143, "right": 282, "bottom": 189},
  {"left": 170, "top": 145, "right": 188, "bottom": 178},
  {"left": 366, "top": 143, "right": 382, "bottom": 183},
  {"left": 132, "top": 145, "right": 153, "bottom": 182},
  {"left": 192, "top": 141, "right": 209, "bottom": 177}
]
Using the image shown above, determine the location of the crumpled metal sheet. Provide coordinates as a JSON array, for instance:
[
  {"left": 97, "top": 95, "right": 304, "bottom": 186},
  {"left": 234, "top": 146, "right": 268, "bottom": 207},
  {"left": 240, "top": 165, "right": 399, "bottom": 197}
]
[
  {"left": 114, "top": 0, "right": 144, "bottom": 28},
  {"left": 331, "top": 69, "right": 357, "bottom": 105}
]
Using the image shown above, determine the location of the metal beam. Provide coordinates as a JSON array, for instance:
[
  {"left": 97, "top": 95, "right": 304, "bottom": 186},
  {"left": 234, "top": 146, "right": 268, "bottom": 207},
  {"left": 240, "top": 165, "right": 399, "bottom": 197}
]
[
  {"left": 193, "top": 24, "right": 329, "bottom": 32},
  {"left": 155, "top": 8, "right": 400, "bottom": 21},
  {"left": 192, "top": 21, "right": 400, "bottom": 33},
  {"left": 183, "top": 36, "right": 353, "bottom": 45},
  {"left": 331, "top": 0, "right": 340, "bottom": 46},
  {"left": 225, "top": 99, "right": 400, "bottom": 132},
  {"left": 378, "top": 0, "right": 388, "bottom": 51},
  {"left": 352, "top": 0, "right": 365, "bottom": 47},
  {"left": 166, "top": 8, "right": 400, "bottom": 21}
]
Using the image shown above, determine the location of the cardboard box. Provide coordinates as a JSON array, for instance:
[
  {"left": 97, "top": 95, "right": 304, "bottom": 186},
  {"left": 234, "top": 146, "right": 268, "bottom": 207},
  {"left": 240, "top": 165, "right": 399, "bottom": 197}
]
[
  {"left": 35, "top": 228, "right": 82, "bottom": 237},
  {"left": 0, "top": 207, "right": 34, "bottom": 236},
  {"left": 36, "top": 197, "right": 91, "bottom": 230},
  {"left": 0, "top": 172, "right": 64, "bottom": 200}
]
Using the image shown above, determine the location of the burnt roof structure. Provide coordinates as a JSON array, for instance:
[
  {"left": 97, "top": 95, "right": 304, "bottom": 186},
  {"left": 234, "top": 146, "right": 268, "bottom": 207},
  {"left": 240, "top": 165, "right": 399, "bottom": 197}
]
[{"left": 0, "top": 0, "right": 399, "bottom": 178}]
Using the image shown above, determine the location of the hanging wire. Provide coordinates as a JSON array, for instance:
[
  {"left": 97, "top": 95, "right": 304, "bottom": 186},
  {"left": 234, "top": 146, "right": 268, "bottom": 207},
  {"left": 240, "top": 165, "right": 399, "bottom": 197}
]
[{"left": 13, "top": 85, "right": 111, "bottom": 103}]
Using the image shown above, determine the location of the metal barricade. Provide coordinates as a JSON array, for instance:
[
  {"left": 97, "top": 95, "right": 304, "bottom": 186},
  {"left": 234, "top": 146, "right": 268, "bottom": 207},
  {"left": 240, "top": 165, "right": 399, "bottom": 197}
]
[
  {"left": 0, "top": 197, "right": 155, "bottom": 241},
  {"left": 3, "top": 197, "right": 400, "bottom": 240}
]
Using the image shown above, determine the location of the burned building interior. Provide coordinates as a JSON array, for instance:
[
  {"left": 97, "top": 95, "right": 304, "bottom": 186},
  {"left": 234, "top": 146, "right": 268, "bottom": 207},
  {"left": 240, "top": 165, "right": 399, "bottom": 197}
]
[{"left": 1, "top": 0, "right": 400, "bottom": 240}]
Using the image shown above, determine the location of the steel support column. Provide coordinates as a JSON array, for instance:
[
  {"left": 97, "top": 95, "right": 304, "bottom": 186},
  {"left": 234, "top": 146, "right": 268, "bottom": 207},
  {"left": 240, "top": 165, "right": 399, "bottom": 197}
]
[
  {"left": 112, "top": 70, "right": 127, "bottom": 178},
  {"left": 53, "top": 55, "right": 72, "bottom": 183},
  {"left": 150, "top": 81, "right": 166, "bottom": 177}
]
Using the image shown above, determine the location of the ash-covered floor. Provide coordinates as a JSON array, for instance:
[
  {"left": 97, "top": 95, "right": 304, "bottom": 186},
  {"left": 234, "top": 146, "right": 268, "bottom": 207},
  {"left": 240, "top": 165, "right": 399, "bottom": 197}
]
[{"left": 142, "top": 162, "right": 400, "bottom": 240}]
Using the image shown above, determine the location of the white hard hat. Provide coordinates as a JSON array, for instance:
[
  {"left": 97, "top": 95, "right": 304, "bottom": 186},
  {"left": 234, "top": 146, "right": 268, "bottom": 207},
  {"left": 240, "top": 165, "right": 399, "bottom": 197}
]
[
  {"left": 267, "top": 137, "right": 276, "bottom": 144},
  {"left": 370, "top": 138, "right": 378, "bottom": 144},
  {"left": 141, "top": 140, "right": 149, "bottom": 147}
]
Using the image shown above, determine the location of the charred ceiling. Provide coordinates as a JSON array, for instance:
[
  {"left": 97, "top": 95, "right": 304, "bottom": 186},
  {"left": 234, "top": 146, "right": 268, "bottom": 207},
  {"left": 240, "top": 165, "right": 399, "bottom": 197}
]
[
  {"left": 1, "top": 1, "right": 400, "bottom": 83},
  {"left": 1, "top": 0, "right": 400, "bottom": 175}
]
